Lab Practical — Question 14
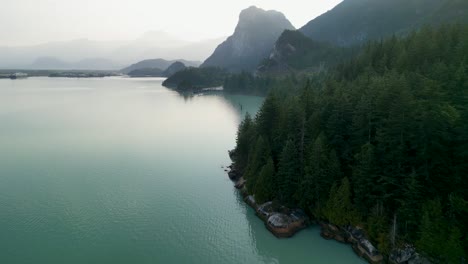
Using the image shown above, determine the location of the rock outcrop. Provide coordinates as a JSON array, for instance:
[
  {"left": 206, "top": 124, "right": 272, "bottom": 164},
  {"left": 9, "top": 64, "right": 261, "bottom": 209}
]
[
  {"left": 266, "top": 209, "right": 309, "bottom": 238},
  {"left": 225, "top": 162, "right": 433, "bottom": 263},
  {"left": 389, "top": 245, "right": 432, "bottom": 264},
  {"left": 241, "top": 195, "right": 309, "bottom": 238},
  {"left": 226, "top": 164, "right": 242, "bottom": 181},
  {"left": 320, "top": 223, "right": 384, "bottom": 264},
  {"left": 201, "top": 6, "right": 295, "bottom": 73}
]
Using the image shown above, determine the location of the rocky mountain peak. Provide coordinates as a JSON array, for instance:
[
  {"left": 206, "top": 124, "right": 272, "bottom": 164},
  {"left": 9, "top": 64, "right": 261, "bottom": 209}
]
[{"left": 201, "top": 6, "right": 294, "bottom": 72}]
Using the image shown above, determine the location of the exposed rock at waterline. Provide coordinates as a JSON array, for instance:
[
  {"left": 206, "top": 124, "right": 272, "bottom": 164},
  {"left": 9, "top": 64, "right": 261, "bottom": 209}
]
[
  {"left": 227, "top": 166, "right": 242, "bottom": 181},
  {"left": 389, "top": 245, "right": 432, "bottom": 264},
  {"left": 266, "top": 209, "right": 309, "bottom": 238},
  {"left": 320, "top": 223, "right": 384, "bottom": 264},
  {"left": 242, "top": 196, "right": 309, "bottom": 238},
  {"left": 234, "top": 177, "right": 246, "bottom": 189}
]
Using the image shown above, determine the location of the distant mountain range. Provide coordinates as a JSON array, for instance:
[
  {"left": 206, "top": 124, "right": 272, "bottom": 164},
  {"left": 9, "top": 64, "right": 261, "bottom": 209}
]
[
  {"left": 166, "top": 2, "right": 468, "bottom": 89},
  {"left": 4, "top": 1, "right": 467, "bottom": 73},
  {"left": 201, "top": 6, "right": 295, "bottom": 73},
  {"left": 0, "top": 31, "right": 222, "bottom": 70},
  {"left": 28, "top": 57, "right": 122, "bottom": 71}
]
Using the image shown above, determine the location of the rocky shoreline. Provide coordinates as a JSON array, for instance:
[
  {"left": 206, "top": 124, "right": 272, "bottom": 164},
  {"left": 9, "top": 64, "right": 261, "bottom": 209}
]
[
  {"left": 225, "top": 162, "right": 431, "bottom": 264},
  {"left": 320, "top": 223, "right": 384, "bottom": 263},
  {"left": 226, "top": 164, "right": 310, "bottom": 238}
]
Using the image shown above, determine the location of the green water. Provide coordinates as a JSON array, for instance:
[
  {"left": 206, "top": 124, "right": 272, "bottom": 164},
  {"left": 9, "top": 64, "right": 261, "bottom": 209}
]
[{"left": 0, "top": 77, "right": 366, "bottom": 264}]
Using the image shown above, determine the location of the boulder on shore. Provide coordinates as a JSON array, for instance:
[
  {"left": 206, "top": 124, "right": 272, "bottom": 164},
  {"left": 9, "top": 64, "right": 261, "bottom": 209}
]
[
  {"left": 243, "top": 198, "right": 309, "bottom": 238},
  {"left": 245, "top": 195, "right": 258, "bottom": 209},
  {"left": 227, "top": 166, "right": 309, "bottom": 238},
  {"left": 356, "top": 238, "right": 383, "bottom": 263},
  {"left": 257, "top": 201, "right": 275, "bottom": 221},
  {"left": 320, "top": 222, "right": 343, "bottom": 240},
  {"left": 266, "top": 209, "right": 309, "bottom": 238},
  {"left": 228, "top": 167, "right": 242, "bottom": 181},
  {"left": 234, "top": 177, "right": 246, "bottom": 189},
  {"left": 346, "top": 226, "right": 384, "bottom": 264},
  {"left": 389, "top": 245, "right": 432, "bottom": 264},
  {"left": 320, "top": 224, "right": 384, "bottom": 264}
]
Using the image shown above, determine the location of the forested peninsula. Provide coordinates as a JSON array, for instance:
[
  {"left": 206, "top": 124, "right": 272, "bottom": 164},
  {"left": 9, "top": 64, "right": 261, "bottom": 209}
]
[{"left": 229, "top": 25, "right": 468, "bottom": 263}]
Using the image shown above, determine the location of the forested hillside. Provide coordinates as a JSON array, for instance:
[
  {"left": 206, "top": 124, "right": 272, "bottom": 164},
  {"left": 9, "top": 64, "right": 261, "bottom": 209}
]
[
  {"left": 299, "top": 0, "right": 466, "bottom": 46},
  {"left": 257, "top": 30, "right": 356, "bottom": 75},
  {"left": 231, "top": 24, "right": 468, "bottom": 263}
]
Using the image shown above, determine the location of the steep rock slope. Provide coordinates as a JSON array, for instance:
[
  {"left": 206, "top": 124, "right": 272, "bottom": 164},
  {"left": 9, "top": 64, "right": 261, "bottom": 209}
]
[{"left": 201, "top": 6, "right": 295, "bottom": 72}]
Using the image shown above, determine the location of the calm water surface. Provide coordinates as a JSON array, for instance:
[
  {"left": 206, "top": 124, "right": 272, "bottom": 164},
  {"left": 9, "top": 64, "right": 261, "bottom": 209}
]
[{"left": 0, "top": 77, "right": 366, "bottom": 264}]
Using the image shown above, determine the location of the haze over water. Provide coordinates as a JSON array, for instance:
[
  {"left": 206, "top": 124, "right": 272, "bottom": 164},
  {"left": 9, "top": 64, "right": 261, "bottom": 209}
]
[{"left": 0, "top": 77, "right": 365, "bottom": 264}]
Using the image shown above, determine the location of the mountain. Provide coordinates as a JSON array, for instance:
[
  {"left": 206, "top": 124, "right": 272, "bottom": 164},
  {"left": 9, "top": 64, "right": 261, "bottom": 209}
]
[
  {"left": 201, "top": 6, "right": 295, "bottom": 72},
  {"left": 30, "top": 56, "right": 121, "bottom": 70},
  {"left": 162, "top": 62, "right": 187, "bottom": 77},
  {"left": 257, "top": 0, "right": 468, "bottom": 75},
  {"left": 70, "top": 58, "right": 121, "bottom": 70},
  {"left": 121, "top": 59, "right": 200, "bottom": 74},
  {"left": 257, "top": 30, "right": 355, "bottom": 75},
  {"left": 299, "top": 0, "right": 467, "bottom": 46},
  {"left": 107, "top": 31, "right": 222, "bottom": 63},
  {"left": 30, "top": 57, "right": 70, "bottom": 70},
  {"left": 425, "top": 0, "right": 468, "bottom": 25},
  {"left": 0, "top": 32, "right": 221, "bottom": 69},
  {"left": 126, "top": 62, "right": 188, "bottom": 78},
  {"left": 127, "top": 68, "right": 164, "bottom": 77}
]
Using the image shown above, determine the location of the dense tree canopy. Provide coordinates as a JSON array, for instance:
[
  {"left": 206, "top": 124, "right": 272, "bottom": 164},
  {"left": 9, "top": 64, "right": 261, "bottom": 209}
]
[
  {"left": 231, "top": 24, "right": 468, "bottom": 262},
  {"left": 162, "top": 67, "right": 228, "bottom": 92}
]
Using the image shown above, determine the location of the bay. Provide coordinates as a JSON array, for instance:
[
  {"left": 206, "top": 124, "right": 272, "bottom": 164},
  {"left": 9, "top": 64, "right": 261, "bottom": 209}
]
[{"left": 0, "top": 77, "right": 365, "bottom": 264}]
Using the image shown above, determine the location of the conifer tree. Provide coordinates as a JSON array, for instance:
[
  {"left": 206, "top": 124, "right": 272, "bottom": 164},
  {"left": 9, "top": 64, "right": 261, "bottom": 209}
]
[
  {"left": 254, "top": 157, "right": 276, "bottom": 203},
  {"left": 323, "top": 177, "right": 360, "bottom": 226},
  {"left": 277, "top": 139, "right": 301, "bottom": 205}
]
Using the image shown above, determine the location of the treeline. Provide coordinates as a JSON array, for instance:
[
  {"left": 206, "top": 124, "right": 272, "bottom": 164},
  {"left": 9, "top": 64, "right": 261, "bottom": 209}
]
[
  {"left": 231, "top": 24, "right": 468, "bottom": 262},
  {"left": 164, "top": 67, "right": 307, "bottom": 95},
  {"left": 223, "top": 72, "right": 309, "bottom": 96},
  {"left": 257, "top": 30, "right": 358, "bottom": 75}
]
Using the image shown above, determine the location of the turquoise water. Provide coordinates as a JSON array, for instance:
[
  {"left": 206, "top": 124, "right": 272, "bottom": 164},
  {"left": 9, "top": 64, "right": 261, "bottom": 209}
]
[{"left": 0, "top": 77, "right": 366, "bottom": 264}]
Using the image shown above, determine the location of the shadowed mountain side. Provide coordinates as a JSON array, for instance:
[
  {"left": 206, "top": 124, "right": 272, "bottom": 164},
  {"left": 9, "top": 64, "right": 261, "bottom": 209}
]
[
  {"left": 299, "top": 0, "right": 468, "bottom": 46},
  {"left": 257, "top": 30, "right": 357, "bottom": 76}
]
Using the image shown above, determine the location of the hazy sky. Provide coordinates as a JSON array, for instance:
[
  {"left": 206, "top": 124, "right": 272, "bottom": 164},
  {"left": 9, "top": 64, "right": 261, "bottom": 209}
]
[{"left": 0, "top": 0, "right": 343, "bottom": 46}]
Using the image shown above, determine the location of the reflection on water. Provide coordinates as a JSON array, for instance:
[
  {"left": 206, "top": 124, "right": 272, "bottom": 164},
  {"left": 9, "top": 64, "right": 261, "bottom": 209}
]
[{"left": 0, "top": 77, "right": 364, "bottom": 264}]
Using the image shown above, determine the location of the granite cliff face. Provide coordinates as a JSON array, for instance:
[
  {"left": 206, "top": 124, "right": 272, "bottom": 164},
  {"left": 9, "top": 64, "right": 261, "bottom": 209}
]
[{"left": 201, "top": 6, "right": 295, "bottom": 72}]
